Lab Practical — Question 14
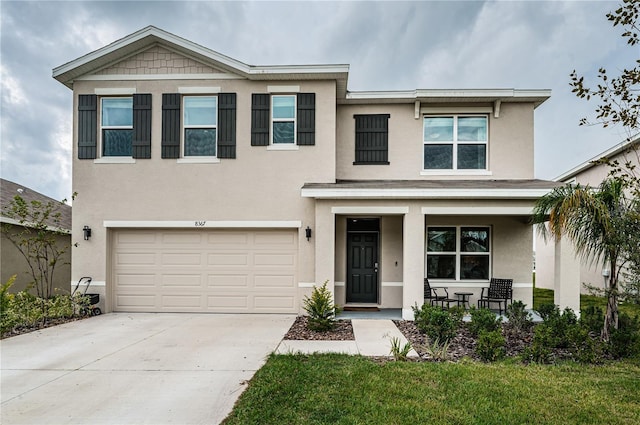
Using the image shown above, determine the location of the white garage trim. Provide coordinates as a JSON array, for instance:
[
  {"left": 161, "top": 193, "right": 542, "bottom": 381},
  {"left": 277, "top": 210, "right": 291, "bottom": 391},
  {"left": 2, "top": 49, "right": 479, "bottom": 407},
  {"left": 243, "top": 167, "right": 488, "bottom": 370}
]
[{"left": 104, "top": 220, "right": 302, "bottom": 228}]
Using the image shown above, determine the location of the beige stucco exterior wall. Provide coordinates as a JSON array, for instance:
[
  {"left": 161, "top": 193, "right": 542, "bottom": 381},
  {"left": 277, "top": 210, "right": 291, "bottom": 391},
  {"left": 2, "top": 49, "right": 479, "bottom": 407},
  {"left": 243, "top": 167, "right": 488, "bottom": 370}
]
[
  {"left": 71, "top": 77, "right": 337, "bottom": 312},
  {"left": 335, "top": 102, "right": 535, "bottom": 180},
  {"left": 1, "top": 226, "right": 71, "bottom": 295},
  {"left": 536, "top": 147, "right": 640, "bottom": 294}
]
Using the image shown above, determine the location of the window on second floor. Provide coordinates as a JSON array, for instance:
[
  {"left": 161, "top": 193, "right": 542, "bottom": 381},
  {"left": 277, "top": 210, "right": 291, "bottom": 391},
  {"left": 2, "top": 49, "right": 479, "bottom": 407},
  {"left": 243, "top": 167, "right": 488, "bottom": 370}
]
[
  {"left": 183, "top": 96, "right": 217, "bottom": 157},
  {"left": 272, "top": 95, "right": 296, "bottom": 144},
  {"left": 423, "top": 115, "right": 487, "bottom": 170},
  {"left": 101, "top": 97, "right": 133, "bottom": 156}
]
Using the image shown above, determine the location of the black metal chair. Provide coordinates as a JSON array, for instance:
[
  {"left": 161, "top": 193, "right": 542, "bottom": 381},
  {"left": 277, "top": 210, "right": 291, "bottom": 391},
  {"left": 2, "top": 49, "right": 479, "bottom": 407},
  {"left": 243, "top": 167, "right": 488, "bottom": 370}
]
[
  {"left": 424, "top": 278, "right": 456, "bottom": 309},
  {"left": 477, "top": 278, "right": 513, "bottom": 314}
]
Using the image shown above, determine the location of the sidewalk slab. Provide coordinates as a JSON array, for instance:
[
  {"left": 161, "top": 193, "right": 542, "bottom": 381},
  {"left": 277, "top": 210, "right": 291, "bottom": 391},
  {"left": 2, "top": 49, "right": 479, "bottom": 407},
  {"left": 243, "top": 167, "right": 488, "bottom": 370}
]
[{"left": 352, "top": 319, "right": 419, "bottom": 358}]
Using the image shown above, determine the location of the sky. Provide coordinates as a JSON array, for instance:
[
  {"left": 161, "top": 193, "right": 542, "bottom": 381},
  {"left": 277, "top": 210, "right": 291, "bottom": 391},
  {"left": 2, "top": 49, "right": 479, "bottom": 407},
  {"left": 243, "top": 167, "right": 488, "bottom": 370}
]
[{"left": 0, "top": 0, "right": 635, "bottom": 202}]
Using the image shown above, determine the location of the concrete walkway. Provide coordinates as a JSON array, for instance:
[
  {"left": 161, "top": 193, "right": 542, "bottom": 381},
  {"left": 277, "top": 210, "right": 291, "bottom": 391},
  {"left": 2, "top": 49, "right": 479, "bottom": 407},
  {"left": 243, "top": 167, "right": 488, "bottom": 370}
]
[{"left": 276, "top": 319, "right": 419, "bottom": 358}]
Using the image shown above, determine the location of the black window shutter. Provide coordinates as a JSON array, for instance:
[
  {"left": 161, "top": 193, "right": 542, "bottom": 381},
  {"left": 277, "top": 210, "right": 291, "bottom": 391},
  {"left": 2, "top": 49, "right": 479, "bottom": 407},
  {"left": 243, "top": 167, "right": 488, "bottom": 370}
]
[
  {"left": 132, "top": 94, "right": 152, "bottom": 159},
  {"left": 251, "top": 94, "right": 270, "bottom": 146},
  {"left": 218, "top": 93, "right": 236, "bottom": 158},
  {"left": 77, "top": 94, "right": 97, "bottom": 159},
  {"left": 297, "top": 93, "right": 315, "bottom": 146},
  {"left": 161, "top": 93, "right": 181, "bottom": 159},
  {"left": 354, "top": 114, "right": 390, "bottom": 164}
]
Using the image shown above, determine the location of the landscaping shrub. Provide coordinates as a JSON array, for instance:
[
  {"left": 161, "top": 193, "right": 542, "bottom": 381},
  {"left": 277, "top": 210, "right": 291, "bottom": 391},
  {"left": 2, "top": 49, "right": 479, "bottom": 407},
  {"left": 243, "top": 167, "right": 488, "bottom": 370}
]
[
  {"left": 536, "top": 303, "right": 557, "bottom": 321},
  {"left": 476, "top": 330, "right": 505, "bottom": 362},
  {"left": 388, "top": 336, "right": 412, "bottom": 361},
  {"left": 467, "top": 306, "right": 502, "bottom": 337},
  {"left": 412, "top": 303, "right": 459, "bottom": 343},
  {"left": 580, "top": 305, "right": 604, "bottom": 334},
  {"left": 506, "top": 300, "right": 533, "bottom": 333},
  {"left": 607, "top": 312, "right": 640, "bottom": 359},
  {"left": 303, "top": 280, "right": 340, "bottom": 331}
]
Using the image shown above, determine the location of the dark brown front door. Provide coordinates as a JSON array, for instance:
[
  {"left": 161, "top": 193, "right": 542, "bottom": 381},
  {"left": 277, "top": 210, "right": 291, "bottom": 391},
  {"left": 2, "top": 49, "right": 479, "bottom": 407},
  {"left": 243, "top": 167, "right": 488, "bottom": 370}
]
[{"left": 346, "top": 232, "right": 378, "bottom": 303}]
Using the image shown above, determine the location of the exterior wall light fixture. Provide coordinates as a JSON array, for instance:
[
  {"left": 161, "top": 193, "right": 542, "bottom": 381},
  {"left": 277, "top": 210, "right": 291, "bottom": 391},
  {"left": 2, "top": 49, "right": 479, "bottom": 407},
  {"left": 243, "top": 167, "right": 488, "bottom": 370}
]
[
  {"left": 83, "top": 225, "right": 92, "bottom": 241},
  {"left": 305, "top": 226, "right": 312, "bottom": 241}
]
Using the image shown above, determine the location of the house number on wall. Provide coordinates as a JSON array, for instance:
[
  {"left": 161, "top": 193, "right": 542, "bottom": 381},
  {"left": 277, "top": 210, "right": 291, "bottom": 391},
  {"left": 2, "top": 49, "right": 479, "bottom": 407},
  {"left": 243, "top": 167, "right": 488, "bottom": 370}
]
[{"left": 194, "top": 221, "right": 206, "bottom": 227}]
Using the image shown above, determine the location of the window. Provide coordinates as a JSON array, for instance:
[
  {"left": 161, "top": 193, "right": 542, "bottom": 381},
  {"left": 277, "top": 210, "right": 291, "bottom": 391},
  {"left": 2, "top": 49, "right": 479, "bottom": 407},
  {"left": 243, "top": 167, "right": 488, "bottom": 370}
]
[
  {"left": 101, "top": 97, "right": 133, "bottom": 156},
  {"left": 354, "top": 114, "right": 390, "bottom": 164},
  {"left": 271, "top": 95, "right": 296, "bottom": 144},
  {"left": 183, "top": 96, "right": 217, "bottom": 156},
  {"left": 426, "top": 226, "right": 490, "bottom": 280},
  {"left": 423, "top": 115, "right": 487, "bottom": 170}
]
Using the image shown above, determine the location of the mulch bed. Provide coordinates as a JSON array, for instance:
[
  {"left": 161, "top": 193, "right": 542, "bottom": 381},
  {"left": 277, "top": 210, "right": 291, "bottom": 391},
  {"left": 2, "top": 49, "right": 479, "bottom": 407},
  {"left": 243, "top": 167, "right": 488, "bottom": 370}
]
[
  {"left": 284, "top": 316, "right": 355, "bottom": 340},
  {"left": 1, "top": 316, "right": 88, "bottom": 340}
]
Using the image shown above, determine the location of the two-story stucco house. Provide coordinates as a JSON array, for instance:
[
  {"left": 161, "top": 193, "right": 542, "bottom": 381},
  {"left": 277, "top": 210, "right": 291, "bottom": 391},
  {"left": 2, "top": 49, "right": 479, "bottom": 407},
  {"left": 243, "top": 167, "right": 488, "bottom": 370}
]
[{"left": 53, "top": 26, "right": 560, "bottom": 319}]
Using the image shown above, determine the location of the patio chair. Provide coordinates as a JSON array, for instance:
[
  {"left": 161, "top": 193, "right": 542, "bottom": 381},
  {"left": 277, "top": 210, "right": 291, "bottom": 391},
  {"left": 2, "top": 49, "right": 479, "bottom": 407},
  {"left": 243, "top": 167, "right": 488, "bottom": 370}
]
[
  {"left": 424, "top": 278, "right": 456, "bottom": 309},
  {"left": 477, "top": 278, "right": 513, "bottom": 314}
]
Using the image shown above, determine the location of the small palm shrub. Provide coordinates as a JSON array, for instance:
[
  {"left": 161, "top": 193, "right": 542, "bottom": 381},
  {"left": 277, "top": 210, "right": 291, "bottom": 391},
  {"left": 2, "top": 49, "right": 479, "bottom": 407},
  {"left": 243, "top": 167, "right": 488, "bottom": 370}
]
[
  {"left": 388, "top": 336, "right": 412, "bottom": 361},
  {"left": 412, "top": 303, "right": 459, "bottom": 343},
  {"left": 303, "top": 280, "right": 340, "bottom": 331},
  {"left": 476, "top": 330, "right": 505, "bottom": 362},
  {"left": 467, "top": 307, "right": 502, "bottom": 337}
]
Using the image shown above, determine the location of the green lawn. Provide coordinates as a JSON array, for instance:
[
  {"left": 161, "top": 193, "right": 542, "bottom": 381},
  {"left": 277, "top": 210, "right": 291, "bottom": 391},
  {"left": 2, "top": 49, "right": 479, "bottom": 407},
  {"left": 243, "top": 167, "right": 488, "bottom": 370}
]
[
  {"left": 533, "top": 287, "right": 640, "bottom": 317},
  {"left": 223, "top": 354, "right": 640, "bottom": 425}
]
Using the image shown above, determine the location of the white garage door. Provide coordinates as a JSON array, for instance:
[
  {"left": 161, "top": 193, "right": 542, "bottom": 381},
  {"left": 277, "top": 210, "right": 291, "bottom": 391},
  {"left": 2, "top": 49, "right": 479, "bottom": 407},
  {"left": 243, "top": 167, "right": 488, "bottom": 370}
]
[{"left": 112, "top": 229, "right": 298, "bottom": 313}]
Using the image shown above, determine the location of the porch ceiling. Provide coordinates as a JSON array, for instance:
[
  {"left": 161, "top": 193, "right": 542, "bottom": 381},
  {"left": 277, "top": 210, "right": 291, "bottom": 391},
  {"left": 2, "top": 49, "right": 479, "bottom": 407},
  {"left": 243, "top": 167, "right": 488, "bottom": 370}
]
[{"left": 301, "top": 179, "right": 562, "bottom": 200}]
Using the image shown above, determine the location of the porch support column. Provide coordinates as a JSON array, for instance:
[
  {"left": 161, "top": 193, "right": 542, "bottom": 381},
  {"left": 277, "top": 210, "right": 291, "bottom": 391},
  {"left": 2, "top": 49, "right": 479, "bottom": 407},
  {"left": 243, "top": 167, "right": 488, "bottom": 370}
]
[
  {"left": 402, "top": 206, "right": 425, "bottom": 320},
  {"left": 554, "top": 235, "right": 581, "bottom": 316},
  {"left": 315, "top": 201, "right": 336, "bottom": 296}
]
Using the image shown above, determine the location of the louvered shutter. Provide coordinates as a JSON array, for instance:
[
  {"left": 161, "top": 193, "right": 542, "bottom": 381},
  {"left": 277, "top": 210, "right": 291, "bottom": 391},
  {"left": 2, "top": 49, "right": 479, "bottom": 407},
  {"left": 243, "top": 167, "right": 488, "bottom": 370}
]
[
  {"left": 217, "top": 93, "right": 236, "bottom": 158},
  {"left": 296, "top": 93, "right": 315, "bottom": 145},
  {"left": 78, "top": 94, "right": 97, "bottom": 159},
  {"left": 251, "top": 94, "right": 269, "bottom": 146},
  {"left": 132, "top": 94, "right": 152, "bottom": 159},
  {"left": 354, "top": 114, "right": 390, "bottom": 164},
  {"left": 161, "top": 93, "right": 181, "bottom": 159}
]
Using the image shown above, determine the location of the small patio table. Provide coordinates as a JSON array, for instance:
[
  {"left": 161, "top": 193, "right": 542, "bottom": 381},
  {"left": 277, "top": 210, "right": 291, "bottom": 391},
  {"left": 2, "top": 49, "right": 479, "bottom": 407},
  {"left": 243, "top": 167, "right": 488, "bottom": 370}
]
[{"left": 454, "top": 292, "right": 473, "bottom": 309}]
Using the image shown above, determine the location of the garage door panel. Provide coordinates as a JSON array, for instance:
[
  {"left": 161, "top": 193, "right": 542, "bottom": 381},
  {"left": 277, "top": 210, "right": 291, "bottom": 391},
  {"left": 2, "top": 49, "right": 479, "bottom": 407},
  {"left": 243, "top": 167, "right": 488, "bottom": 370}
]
[
  {"left": 116, "top": 252, "right": 156, "bottom": 265},
  {"left": 254, "top": 253, "right": 295, "bottom": 266},
  {"left": 161, "top": 274, "right": 202, "bottom": 288},
  {"left": 162, "top": 252, "right": 203, "bottom": 266},
  {"left": 207, "top": 295, "right": 249, "bottom": 308},
  {"left": 116, "top": 294, "right": 156, "bottom": 308},
  {"left": 208, "top": 253, "right": 250, "bottom": 266},
  {"left": 113, "top": 229, "right": 298, "bottom": 313},
  {"left": 208, "top": 274, "right": 249, "bottom": 288},
  {"left": 254, "top": 275, "right": 296, "bottom": 288},
  {"left": 162, "top": 295, "right": 202, "bottom": 309}
]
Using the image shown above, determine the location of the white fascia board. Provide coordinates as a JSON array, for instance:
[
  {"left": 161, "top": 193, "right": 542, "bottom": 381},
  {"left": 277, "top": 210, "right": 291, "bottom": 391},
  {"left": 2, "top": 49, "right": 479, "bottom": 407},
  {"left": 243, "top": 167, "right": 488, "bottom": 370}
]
[
  {"left": 347, "top": 90, "right": 417, "bottom": 100},
  {"left": 301, "top": 188, "right": 554, "bottom": 199},
  {"left": 346, "top": 88, "right": 551, "bottom": 102},
  {"left": 248, "top": 64, "right": 349, "bottom": 76},
  {"left": 422, "top": 206, "right": 534, "bottom": 215},
  {"left": 103, "top": 220, "right": 302, "bottom": 228},
  {"left": 331, "top": 206, "right": 409, "bottom": 214}
]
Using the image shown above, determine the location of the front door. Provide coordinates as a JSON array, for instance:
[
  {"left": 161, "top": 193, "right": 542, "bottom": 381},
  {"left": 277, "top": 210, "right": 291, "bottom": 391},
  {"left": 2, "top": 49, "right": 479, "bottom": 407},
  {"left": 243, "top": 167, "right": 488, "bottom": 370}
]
[{"left": 346, "top": 232, "right": 379, "bottom": 303}]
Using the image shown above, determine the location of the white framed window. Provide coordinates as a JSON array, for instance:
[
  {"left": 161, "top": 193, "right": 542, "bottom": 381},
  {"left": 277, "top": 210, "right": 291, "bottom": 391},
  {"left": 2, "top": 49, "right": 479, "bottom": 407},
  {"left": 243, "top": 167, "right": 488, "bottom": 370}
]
[
  {"left": 271, "top": 95, "right": 296, "bottom": 144},
  {"left": 101, "top": 97, "right": 133, "bottom": 157},
  {"left": 426, "top": 226, "right": 491, "bottom": 280},
  {"left": 183, "top": 96, "right": 217, "bottom": 157},
  {"left": 423, "top": 115, "right": 487, "bottom": 170}
]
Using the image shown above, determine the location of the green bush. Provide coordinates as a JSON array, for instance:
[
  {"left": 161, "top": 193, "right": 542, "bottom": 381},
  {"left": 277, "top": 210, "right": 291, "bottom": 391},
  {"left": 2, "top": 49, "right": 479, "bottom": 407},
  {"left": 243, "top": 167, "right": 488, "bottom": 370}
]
[
  {"left": 506, "top": 300, "right": 533, "bottom": 333},
  {"left": 467, "top": 307, "right": 502, "bottom": 337},
  {"left": 476, "top": 330, "right": 505, "bottom": 362},
  {"left": 522, "top": 325, "right": 554, "bottom": 364},
  {"left": 536, "top": 303, "right": 557, "bottom": 321},
  {"left": 412, "top": 303, "right": 459, "bottom": 343},
  {"left": 303, "top": 280, "right": 340, "bottom": 332},
  {"left": 580, "top": 305, "right": 604, "bottom": 334},
  {"left": 608, "top": 312, "right": 640, "bottom": 359}
]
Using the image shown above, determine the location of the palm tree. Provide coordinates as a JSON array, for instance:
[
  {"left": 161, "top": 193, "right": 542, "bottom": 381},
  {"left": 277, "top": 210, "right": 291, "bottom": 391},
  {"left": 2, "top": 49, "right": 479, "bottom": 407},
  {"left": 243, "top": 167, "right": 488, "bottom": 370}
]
[{"left": 533, "top": 178, "right": 638, "bottom": 341}]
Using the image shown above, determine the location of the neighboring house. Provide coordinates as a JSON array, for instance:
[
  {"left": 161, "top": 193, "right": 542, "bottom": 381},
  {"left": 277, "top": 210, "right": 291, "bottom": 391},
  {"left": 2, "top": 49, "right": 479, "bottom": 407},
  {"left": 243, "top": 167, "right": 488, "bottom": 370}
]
[
  {"left": 536, "top": 135, "right": 640, "bottom": 294},
  {"left": 0, "top": 178, "right": 72, "bottom": 294},
  {"left": 53, "top": 26, "right": 563, "bottom": 319}
]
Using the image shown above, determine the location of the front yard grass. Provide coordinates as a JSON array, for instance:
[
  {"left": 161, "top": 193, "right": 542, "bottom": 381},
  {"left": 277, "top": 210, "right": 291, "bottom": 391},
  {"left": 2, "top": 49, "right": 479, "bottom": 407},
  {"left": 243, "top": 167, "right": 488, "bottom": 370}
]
[
  {"left": 533, "top": 287, "right": 640, "bottom": 317},
  {"left": 223, "top": 354, "right": 640, "bottom": 425}
]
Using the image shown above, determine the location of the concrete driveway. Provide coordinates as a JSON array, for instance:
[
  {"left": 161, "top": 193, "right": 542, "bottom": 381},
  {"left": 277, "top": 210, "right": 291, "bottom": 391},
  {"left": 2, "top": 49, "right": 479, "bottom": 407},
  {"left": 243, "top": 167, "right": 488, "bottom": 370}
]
[{"left": 1, "top": 313, "right": 295, "bottom": 425}]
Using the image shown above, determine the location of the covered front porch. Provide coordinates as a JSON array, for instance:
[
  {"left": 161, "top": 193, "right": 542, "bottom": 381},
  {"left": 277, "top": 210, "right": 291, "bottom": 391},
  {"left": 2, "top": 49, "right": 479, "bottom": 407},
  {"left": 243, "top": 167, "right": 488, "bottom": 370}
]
[{"left": 302, "top": 180, "right": 566, "bottom": 319}]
